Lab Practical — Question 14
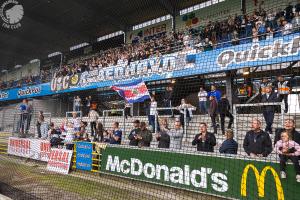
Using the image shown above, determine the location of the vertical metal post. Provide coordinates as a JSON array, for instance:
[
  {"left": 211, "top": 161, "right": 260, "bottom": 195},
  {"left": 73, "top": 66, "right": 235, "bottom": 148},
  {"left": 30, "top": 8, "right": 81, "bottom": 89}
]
[
  {"left": 1, "top": 109, "right": 4, "bottom": 132},
  {"left": 184, "top": 108, "right": 187, "bottom": 141},
  {"left": 102, "top": 111, "right": 106, "bottom": 130},
  {"left": 233, "top": 105, "right": 237, "bottom": 141},
  {"left": 155, "top": 113, "right": 158, "bottom": 133},
  {"left": 123, "top": 109, "right": 126, "bottom": 141},
  {"left": 280, "top": 102, "right": 285, "bottom": 126}
]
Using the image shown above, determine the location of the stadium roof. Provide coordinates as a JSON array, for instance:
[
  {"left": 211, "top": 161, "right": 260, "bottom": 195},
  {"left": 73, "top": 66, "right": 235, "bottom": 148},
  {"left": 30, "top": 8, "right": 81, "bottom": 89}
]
[{"left": 0, "top": 0, "right": 206, "bottom": 70}]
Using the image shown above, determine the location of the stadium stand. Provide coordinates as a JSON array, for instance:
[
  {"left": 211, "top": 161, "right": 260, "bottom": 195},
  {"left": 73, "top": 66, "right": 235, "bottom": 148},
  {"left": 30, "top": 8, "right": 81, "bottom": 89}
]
[{"left": 1, "top": 0, "right": 300, "bottom": 200}]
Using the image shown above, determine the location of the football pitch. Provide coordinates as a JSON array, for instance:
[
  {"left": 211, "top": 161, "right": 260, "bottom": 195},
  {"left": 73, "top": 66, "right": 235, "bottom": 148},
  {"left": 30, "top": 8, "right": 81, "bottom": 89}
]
[{"left": 0, "top": 155, "right": 222, "bottom": 200}]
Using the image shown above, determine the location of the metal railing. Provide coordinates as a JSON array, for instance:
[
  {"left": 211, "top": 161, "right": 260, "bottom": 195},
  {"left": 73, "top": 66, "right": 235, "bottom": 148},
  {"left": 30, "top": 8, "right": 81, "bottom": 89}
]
[
  {"left": 155, "top": 107, "right": 196, "bottom": 141},
  {"left": 232, "top": 102, "right": 285, "bottom": 140},
  {"left": 66, "top": 111, "right": 82, "bottom": 119}
]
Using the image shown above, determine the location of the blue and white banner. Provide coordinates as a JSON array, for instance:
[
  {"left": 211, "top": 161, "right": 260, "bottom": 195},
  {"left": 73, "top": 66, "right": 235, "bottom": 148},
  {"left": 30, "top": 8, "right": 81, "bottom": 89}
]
[
  {"left": 1, "top": 32, "right": 300, "bottom": 102},
  {"left": 76, "top": 142, "right": 93, "bottom": 171}
]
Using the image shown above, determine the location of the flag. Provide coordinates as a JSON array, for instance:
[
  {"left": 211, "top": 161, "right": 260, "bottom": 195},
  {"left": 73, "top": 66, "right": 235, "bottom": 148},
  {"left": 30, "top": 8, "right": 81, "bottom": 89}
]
[{"left": 111, "top": 79, "right": 150, "bottom": 103}]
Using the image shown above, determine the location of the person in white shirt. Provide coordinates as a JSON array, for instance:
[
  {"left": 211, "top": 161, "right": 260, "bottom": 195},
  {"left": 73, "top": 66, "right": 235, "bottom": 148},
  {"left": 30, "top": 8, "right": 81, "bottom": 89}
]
[
  {"left": 63, "top": 122, "right": 75, "bottom": 150},
  {"left": 176, "top": 99, "right": 195, "bottom": 129},
  {"left": 70, "top": 112, "right": 81, "bottom": 132},
  {"left": 169, "top": 120, "right": 184, "bottom": 150},
  {"left": 148, "top": 96, "right": 159, "bottom": 133},
  {"left": 198, "top": 87, "right": 208, "bottom": 114},
  {"left": 88, "top": 109, "right": 99, "bottom": 137},
  {"left": 73, "top": 96, "right": 81, "bottom": 112},
  {"left": 282, "top": 19, "right": 293, "bottom": 35}
]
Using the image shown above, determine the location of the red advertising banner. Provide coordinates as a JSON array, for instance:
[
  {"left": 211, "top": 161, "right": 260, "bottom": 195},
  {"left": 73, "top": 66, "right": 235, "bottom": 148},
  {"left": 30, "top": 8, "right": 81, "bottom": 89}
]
[
  {"left": 47, "top": 148, "right": 73, "bottom": 174},
  {"left": 7, "top": 137, "right": 51, "bottom": 162}
]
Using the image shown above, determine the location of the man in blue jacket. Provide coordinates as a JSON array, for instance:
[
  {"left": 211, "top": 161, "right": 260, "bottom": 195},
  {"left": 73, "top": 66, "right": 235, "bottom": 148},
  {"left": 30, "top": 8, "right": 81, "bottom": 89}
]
[
  {"left": 219, "top": 129, "right": 238, "bottom": 154},
  {"left": 208, "top": 85, "right": 222, "bottom": 102}
]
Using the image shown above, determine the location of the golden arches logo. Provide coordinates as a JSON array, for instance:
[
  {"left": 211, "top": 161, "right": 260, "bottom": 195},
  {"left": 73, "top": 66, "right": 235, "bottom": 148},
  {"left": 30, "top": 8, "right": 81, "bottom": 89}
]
[{"left": 241, "top": 164, "right": 284, "bottom": 200}]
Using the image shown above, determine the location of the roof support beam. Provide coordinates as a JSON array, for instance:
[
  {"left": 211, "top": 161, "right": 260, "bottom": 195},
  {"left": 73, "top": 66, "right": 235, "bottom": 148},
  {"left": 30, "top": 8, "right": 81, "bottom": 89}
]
[
  {"left": 158, "top": 0, "right": 177, "bottom": 16},
  {"left": 158, "top": 0, "right": 178, "bottom": 30}
]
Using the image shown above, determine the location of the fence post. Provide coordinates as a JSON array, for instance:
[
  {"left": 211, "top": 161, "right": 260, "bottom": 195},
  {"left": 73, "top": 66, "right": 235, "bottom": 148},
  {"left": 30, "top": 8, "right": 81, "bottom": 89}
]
[
  {"left": 233, "top": 104, "right": 237, "bottom": 141},
  {"left": 184, "top": 108, "right": 187, "bottom": 141},
  {"left": 280, "top": 101, "right": 285, "bottom": 126},
  {"left": 122, "top": 109, "right": 126, "bottom": 141},
  {"left": 102, "top": 110, "right": 106, "bottom": 130},
  {"left": 155, "top": 113, "right": 157, "bottom": 134}
]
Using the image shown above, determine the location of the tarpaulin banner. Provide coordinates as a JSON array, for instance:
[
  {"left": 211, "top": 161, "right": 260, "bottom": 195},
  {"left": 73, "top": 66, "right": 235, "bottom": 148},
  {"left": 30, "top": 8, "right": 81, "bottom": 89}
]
[
  {"left": 7, "top": 137, "right": 51, "bottom": 162},
  {"left": 47, "top": 148, "right": 73, "bottom": 174}
]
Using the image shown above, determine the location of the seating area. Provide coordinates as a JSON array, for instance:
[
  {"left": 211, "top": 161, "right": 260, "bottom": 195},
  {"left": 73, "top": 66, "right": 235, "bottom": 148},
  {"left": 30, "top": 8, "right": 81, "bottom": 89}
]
[
  {"left": 1, "top": 99, "right": 297, "bottom": 160},
  {"left": 2, "top": 3, "right": 300, "bottom": 91}
]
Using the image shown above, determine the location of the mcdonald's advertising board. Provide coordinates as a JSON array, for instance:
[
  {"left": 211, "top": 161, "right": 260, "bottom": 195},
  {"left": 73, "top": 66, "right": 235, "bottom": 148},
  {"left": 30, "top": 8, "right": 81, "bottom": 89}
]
[{"left": 101, "top": 146, "right": 300, "bottom": 200}]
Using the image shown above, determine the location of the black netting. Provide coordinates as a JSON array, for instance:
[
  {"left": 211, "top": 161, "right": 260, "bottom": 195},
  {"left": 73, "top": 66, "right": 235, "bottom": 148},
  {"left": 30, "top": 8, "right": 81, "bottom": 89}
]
[{"left": 1, "top": 0, "right": 300, "bottom": 200}]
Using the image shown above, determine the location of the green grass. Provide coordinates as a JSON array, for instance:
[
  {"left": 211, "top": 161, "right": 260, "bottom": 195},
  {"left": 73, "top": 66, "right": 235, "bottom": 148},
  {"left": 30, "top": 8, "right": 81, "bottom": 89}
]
[{"left": 0, "top": 157, "right": 133, "bottom": 200}]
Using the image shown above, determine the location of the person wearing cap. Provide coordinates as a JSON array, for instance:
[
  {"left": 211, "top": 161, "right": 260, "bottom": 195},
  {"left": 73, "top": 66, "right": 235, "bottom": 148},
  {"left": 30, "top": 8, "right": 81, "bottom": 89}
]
[{"left": 128, "top": 120, "right": 141, "bottom": 146}]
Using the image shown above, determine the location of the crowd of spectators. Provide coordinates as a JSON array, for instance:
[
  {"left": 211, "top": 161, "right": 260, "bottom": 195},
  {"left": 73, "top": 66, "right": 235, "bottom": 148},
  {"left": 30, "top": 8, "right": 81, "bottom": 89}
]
[
  {"left": 2, "top": 3, "right": 300, "bottom": 90},
  {"left": 0, "top": 69, "right": 51, "bottom": 90}
]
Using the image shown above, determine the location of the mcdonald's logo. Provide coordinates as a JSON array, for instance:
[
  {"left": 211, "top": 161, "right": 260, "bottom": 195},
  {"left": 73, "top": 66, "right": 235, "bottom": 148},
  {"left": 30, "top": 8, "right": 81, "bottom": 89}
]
[{"left": 241, "top": 164, "right": 284, "bottom": 200}]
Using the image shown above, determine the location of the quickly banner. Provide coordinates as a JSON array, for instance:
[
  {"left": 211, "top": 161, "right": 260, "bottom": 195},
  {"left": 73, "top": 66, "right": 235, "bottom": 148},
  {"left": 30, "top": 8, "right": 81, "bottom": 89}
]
[
  {"left": 47, "top": 148, "right": 73, "bottom": 174},
  {"left": 76, "top": 142, "right": 93, "bottom": 171},
  {"left": 7, "top": 137, "right": 51, "bottom": 162},
  {"left": 101, "top": 146, "right": 299, "bottom": 200},
  {"left": 2, "top": 32, "right": 300, "bottom": 102}
]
